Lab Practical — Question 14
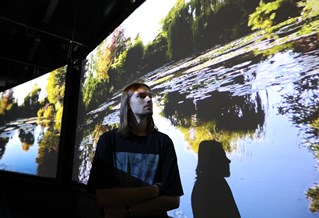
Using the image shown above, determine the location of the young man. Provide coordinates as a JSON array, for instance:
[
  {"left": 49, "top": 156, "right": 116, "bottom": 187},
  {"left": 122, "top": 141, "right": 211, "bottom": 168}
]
[{"left": 88, "top": 83, "right": 184, "bottom": 217}]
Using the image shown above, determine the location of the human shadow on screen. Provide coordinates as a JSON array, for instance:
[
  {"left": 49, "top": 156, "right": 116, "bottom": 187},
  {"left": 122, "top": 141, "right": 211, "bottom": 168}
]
[{"left": 191, "top": 140, "right": 240, "bottom": 218}]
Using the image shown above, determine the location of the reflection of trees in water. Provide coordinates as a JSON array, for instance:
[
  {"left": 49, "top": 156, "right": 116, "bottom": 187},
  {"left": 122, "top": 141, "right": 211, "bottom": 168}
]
[
  {"left": 18, "top": 128, "right": 35, "bottom": 152},
  {"left": 277, "top": 73, "right": 319, "bottom": 213},
  {"left": 0, "top": 137, "right": 9, "bottom": 159},
  {"left": 278, "top": 74, "right": 319, "bottom": 144},
  {"left": 76, "top": 136, "right": 94, "bottom": 184},
  {"left": 307, "top": 186, "right": 319, "bottom": 213},
  {"left": 278, "top": 73, "right": 319, "bottom": 152},
  {"left": 160, "top": 90, "right": 265, "bottom": 153},
  {"left": 73, "top": 121, "right": 113, "bottom": 183},
  {"left": 161, "top": 92, "right": 196, "bottom": 127},
  {"left": 197, "top": 91, "right": 264, "bottom": 131},
  {"left": 36, "top": 129, "right": 59, "bottom": 177}
]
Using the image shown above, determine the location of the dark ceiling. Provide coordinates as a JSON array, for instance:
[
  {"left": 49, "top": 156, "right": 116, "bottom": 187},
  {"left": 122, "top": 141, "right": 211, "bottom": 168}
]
[{"left": 0, "top": 0, "right": 144, "bottom": 92}]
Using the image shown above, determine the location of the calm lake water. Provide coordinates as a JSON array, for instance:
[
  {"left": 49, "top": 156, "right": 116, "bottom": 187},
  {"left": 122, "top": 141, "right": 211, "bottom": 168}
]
[
  {"left": 0, "top": 121, "right": 58, "bottom": 178},
  {"left": 75, "top": 38, "right": 319, "bottom": 217},
  {"left": 0, "top": 122, "right": 41, "bottom": 174},
  {"left": 151, "top": 49, "right": 319, "bottom": 218}
]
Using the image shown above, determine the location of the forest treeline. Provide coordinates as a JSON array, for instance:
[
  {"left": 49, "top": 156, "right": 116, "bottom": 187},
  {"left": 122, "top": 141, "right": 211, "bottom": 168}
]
[
  {"left": 79, "top": 0, "right": 318, "bottom": 112},
  {"left": 0, "top": 67, "right": 65, "bottom": 129}
]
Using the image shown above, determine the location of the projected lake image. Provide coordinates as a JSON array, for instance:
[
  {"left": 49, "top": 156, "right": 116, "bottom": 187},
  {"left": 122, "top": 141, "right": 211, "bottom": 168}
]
[
  {"left": 0, "top": 66, "right": 66, "bottom": 178},
  {"left": 73, "top": 0, "right": 319, "bottom": 217}
]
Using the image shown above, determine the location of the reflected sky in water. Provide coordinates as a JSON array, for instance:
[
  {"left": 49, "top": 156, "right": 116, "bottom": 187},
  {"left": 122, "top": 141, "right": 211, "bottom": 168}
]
[
  {"left": 0, "top": 125, "right": 42, "bottom": 175},
  {"left": 148, "top": 50, "right": 319, "bottom": 217},
  {"left": 153, "top": 83, "right": 318, "bottom": 217}
]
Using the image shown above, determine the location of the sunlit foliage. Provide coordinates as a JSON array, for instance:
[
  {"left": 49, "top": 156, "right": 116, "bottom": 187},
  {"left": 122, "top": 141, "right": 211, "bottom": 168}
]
[
  {"left": 46, "top": 66, "right": 66, "bottom": 105},
  {"left": 307, "top": 185, "right": 319, "bottom": 212},
  {"left": 162, "top": 0, "right": 194, "bottom": 60},
  {"left": 248, "top": 0, "right": 286, "bottom": 31},
  {"left": 248, "top": 0, "right": 301, "bottom": 40},
  {"left": 143, "top": 34, "right": 169, "bottom": 72},
  {"left": 299, "top": 0, "right": 319, "bottom": 19},
  {"left": 37, "top": 66, "right": 66, "bottom": 131},
  {"left": 0, "top": 89, "right": 16, "bottom": 117},
  {"left": 54, "top": 106, "right": 64, "bottom": 131},
  {"left": 109, "top": 36, "right": 145, "bottom": 84},
  {"left": 80, "top": 30, "right": 131, "bottom": 111}
]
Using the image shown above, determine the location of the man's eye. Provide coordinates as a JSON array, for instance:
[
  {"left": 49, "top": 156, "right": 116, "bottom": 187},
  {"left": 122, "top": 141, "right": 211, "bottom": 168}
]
[
  {"left": 138, "top": 93, "right": 152, "bottom": 99},
  {"left": 138, "top": 94, "right": 146, "bottom": 98}
]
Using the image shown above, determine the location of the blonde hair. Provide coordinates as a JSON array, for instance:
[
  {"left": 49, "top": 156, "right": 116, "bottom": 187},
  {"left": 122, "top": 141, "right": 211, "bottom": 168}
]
[{"left": 117, "top": 83, "right": 156, "bottom": 137}]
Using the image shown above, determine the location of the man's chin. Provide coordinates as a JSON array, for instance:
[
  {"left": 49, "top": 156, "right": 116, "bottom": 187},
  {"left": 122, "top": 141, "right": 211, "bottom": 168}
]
[
  {"left": 145, "top": 110, "right": 153, "bottom": 116},
  {"left": 140, "top": 111, "right": 153, "bottom": 117}
]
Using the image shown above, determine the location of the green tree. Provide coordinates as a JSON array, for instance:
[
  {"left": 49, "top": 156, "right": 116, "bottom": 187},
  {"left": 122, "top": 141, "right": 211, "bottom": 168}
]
[
  {"left": 123, "top": 36, "right": 145, "bottom": 79},
  {"left": 109, "top": 27, "right": 131, "bottom": 62},
  {"left": 162, "top": 0, "right": 194, "bottom": 60},
  {"left": 94, "top": 39, "right": 112, "bottom": 81},
  {"left": 0, "top": 89, "right": 15, "bottom": 115},
  {"left": 82, "top": 70, "right": 98, "bottom": 110},
  {"left": 81, "top": 28, "right": 132, "bottom": 111},
  {"left": 248, "top": 0, "right": 301, "bottom": 32},
  {"left": 142, "top": 34, "right": 169, "bottom": 72},
  {"left": 38, "top": 66, "right": 66, "bottom": 131},
  {"left": 21, "top": 84, "right": 41, "bottom": 117},
  {"left": 0, "top": 89, "right": 19, "bottom": 123},
  {"left": 307, "top": 185, "right": 319, "bottom": 212},
  {"left": 46, "top": 66, "right": 67, "bottom": 105},
  {"left": 299, "top": 0, "right": 319, "bottom": 19},
  {"left": 108, "top": 36, "right": 145, "bottom": 87}
]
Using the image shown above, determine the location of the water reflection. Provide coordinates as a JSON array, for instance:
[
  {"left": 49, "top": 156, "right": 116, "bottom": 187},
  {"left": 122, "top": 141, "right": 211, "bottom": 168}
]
[
  {"left": 159, "top": 89, "right": 265, "bottom": 153},
  {"left": 0, "top": 137, "right": 8, "bottom": 159},
  {"left": 277, "top": 72, "right": 319, "bottom": 213},
  {"left": 191, "top": 140, "right": 240, "bottom": 218},
  {"left": 0, "top": 121, "right": 60, "bottom": 178},
  {"left": 18, "top": 125, "right": 36, "bottom": 151},
  {"left": 36, "top": 128, "right": 60, "bottom": 177}
]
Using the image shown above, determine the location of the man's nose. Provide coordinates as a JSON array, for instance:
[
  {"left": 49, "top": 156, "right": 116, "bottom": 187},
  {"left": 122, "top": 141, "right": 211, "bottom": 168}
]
[{"left": 145, "top": 95, "right": 152, "bottom": 102}]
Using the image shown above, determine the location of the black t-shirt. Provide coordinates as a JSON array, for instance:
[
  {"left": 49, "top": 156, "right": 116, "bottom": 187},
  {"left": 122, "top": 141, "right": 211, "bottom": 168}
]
[{"left": 87, "top": 129, "right": 184, "bottom": 217}]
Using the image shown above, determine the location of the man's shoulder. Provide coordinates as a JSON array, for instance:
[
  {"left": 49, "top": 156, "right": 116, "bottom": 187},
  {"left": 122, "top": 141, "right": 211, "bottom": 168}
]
[
  {"left": 102, "top": 128, "right": 118, "bottom": 136},
  {"left": 98, "top": 129, "right": 120, "bottom": 142},
  {"left": 151, "top": 129, "right": 166, "bottom": 136},
  {"left": 151, "top": 130, "right": 172, "bottom": 141}
]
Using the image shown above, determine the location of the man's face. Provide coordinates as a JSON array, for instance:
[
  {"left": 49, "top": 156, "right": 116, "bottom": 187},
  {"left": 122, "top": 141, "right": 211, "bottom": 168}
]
[{"left": 129, "top": 87, "right": 153, "bottom": 118}]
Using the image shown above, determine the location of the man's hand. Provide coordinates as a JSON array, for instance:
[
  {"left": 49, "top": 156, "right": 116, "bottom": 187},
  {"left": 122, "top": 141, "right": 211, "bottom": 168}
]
[
  {"left": 104, "top": 207, "right": 125, "bottom": 218},
  {"left": 152, "top": 184, "right": 160, "bottom": 197}
]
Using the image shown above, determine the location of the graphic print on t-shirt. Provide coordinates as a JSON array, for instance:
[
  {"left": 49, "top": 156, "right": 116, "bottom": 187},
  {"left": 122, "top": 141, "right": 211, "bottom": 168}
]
[{"left": 115, "top": 152, "right": 159, "bottom": 185}]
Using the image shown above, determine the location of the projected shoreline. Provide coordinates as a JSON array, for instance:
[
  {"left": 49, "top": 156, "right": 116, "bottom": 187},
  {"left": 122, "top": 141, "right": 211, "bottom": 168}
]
[
  {"left": 0, "top": 66, "right": 67, "bottom": 178},
  {"left": 73, "top": 0, "right": 319, "bottom": 217}
]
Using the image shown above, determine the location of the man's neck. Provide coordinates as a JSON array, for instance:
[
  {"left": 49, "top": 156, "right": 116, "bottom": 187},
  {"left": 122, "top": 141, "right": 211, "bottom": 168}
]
[{"left": 130, "top": 116, "right": 148, "bottom": 136}]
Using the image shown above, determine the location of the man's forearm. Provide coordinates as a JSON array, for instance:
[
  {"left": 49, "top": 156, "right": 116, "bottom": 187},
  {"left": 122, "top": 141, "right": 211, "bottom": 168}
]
[
  {"left": 130, "top": 195, "right": 180, "bottom": 217},
  {"left": 96, "top": 185, "right": 159, "bottom": 208},
  {"left": 104, "top": 195, "right": 180, "bottom": 217}
]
